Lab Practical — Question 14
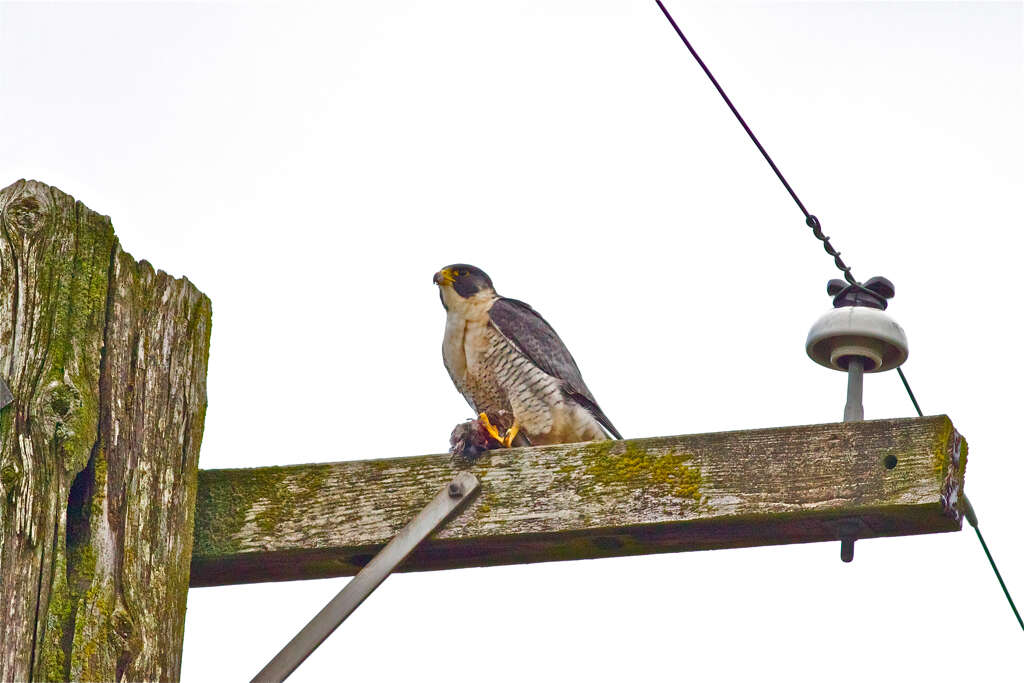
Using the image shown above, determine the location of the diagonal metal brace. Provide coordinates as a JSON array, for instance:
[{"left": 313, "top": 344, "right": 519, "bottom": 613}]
[{"left": 251, "top": 471, "right": 480, "bottom": 683}]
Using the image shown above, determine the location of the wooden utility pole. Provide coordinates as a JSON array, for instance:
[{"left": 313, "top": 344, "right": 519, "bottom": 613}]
[
  {"left": 0, "top": 180, "right": 211, "bottom": 682},
  {"left": 192, "top": 416, "right": 966, "bottom": 587}
]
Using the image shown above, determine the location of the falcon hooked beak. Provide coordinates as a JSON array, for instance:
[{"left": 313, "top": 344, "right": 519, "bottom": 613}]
[{"left": 432, "top": 269, "right": 455, "bottom": 287}]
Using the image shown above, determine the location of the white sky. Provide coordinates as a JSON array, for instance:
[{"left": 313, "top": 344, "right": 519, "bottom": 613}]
[{"left": 2, "top": 1, "right": 1022, "bottom": 680}]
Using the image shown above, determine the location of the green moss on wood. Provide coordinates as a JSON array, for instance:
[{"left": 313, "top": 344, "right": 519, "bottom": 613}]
[
  {"left": 0, "top": 462, "right": 16, "bottom": 497},
  {"left": 70, "top": 575, "right": 117, "bottom": 682},
  {"left": 37, "top": 552, "right": 75, "bottom": 682},
  {"left": 195, "top": 464, "right": 332, "bottom": 556},
  {"left": 932, "top": 417, "right": 953, "bottom": 478},
  {"left": 194, "top": 470, "right": 255, "bottom": 556},
  {"left": 252, "top": 468, "right": 301, "bottom": 537},
  {"left": 91, "top": 451, "right": 107, "bottom": 523},
  {"left": 39, "top": 191, "right": 114, "bottom": 475},
  {"left": 571, "top": 440, "right": 706, "bottom": 505}
]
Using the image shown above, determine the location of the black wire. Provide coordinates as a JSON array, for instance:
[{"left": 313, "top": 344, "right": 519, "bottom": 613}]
[
  {"left": 653, "top": 0, "right": 857, "bottom": 286},
  {"left": 653, "top": 0, "right": 1023, "bottom": 635}
]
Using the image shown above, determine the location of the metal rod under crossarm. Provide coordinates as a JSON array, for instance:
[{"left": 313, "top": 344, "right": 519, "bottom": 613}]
[{"left": 251, "top": 471, "right": 480, "bottom": 683}]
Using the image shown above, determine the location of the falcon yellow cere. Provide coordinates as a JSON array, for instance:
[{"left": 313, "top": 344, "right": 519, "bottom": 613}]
[
  {"left": 432, "top": 267, "right": 457, "bottom": 287},
  {"left": 434, "top": 263, "right": 621, "bottom": 450}
]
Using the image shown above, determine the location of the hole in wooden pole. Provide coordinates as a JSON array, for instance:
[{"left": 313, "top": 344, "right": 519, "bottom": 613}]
[{"left": 884, "top": 455, "right": 898, "bottom": 469}]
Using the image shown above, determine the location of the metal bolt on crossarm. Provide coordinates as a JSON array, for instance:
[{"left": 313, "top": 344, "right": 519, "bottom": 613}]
[{"left": 806, "top": 277, "right": 909, "bottom": 561}]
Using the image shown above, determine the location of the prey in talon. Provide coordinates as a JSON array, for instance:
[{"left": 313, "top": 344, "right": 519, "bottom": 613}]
[
  {"left": 434, "top": 264, "right": 621, "bottom": 459},
  {"left": 449, "top": 410, "right": 516, "bottom": 460}
]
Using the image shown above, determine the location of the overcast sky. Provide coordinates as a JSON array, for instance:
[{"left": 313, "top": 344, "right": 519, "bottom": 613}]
[{"left": 2, "top": 1, "right": 1022, "bottom": 681}]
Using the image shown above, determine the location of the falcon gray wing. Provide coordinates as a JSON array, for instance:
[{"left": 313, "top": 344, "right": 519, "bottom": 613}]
[{"left": 488, "top": 297, "right": 622, "bottom": 439}]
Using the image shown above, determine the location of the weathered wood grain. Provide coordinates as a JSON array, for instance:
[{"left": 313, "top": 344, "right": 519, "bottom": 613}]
[
  {"left": 191, "top": 416, "right": 966, "bottom": 587},
  {"left": 63, "top": 246, "right": 211, "bottom": 682},
  {"left": 0, "top": 180, "right": 211, "bottom": 682},
  {"left": 0, "top": 180, "right": 113, "bottom": 683}
]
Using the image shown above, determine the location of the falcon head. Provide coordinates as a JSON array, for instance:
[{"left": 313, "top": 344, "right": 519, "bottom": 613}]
[{"left": 433, "top": 264, "right": 495, "bottom": 311}]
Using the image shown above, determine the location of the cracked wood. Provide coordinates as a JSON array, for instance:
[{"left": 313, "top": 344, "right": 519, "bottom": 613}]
[
  {"left": 191, "top": 416, "right": 966, "bottom": 587},
  {"left": 0, "top": 180, "right": 211, "bottom": 683}
]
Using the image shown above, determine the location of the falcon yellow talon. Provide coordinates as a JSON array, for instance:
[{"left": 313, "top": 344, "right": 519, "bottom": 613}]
[
  {"left": 478, "top": 412, "right": 520, "bottom": 448},
  {"left": 502, "top": 421, "right": 520, "bottom": 448},
  {"left": 478, "top": 412, "right": 503, "bottom": 443}
]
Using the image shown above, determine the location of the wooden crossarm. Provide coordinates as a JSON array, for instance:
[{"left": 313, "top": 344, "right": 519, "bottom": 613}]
[{"left": 190, "top": 416, "right": 967, "bottom": 587}]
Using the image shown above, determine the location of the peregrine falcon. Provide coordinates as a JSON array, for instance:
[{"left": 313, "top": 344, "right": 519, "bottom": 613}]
[{"left": 434, "top": 264, "right": 622, "bottom": 449}]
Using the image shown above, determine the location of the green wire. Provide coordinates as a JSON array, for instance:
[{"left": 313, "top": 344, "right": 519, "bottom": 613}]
[
  {"left": 897, "top": 367, "right": 1022, "bottom": 632},
  {"left": 971, "top": 522, "right": 1024, "bottom": 631}
]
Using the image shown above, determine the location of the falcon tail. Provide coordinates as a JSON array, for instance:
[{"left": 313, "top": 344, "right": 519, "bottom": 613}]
[{"left": 569, "top": 390, "right": 623, "bottom": 440}]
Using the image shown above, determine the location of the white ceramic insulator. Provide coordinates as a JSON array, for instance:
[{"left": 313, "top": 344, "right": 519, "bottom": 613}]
[{"left": 806, "top": 306, "right": 909, "bottom": 373}]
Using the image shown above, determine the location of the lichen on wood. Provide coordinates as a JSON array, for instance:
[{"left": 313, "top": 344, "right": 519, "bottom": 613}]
[
  {"left": 0, "top": 180, "right": 211, "bottom": 682},
  {"left": 191, "top": 416, "right": 966, "bottom": 587}
]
